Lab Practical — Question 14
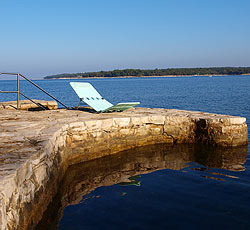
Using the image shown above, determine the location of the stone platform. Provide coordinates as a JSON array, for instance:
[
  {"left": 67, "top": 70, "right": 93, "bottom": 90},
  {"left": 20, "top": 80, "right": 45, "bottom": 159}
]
[
  {"left": 0, "top": 107, "right": 248, "bottom": 229},
  {"left": 0, "top": 100, "right": 58, "bottom": 110}
]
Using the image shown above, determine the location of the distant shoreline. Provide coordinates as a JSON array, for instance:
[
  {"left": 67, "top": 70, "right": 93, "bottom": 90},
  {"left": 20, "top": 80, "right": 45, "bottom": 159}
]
[
  {"left": 45, "top": 74, "right": 250, "bottom": 80},
  {"left": 44, "top": 67, "right": 250, "bottom": 80}
]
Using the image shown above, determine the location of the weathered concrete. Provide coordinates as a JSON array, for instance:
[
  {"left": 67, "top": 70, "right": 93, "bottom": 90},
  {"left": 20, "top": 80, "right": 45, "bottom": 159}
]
[
  {"left": 0, "top": 100, "right": 57, "bottom": 110},
  {"left": 0, "top": 107, "right": 248, "bottom": 230}
]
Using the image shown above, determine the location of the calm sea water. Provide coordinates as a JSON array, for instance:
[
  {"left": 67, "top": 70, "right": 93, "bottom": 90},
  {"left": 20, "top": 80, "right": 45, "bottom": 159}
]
[{"left": 1, "top": 75, "right": 250, "bottom": 229}]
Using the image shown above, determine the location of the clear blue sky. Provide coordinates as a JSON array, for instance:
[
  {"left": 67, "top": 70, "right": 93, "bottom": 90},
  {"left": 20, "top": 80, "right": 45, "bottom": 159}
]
[{"left": 0, "top": 0, "right": 250, "bottom": 79}]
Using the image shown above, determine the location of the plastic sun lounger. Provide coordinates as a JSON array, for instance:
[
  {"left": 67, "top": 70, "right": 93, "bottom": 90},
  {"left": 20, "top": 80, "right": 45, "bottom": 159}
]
[{"left": 70, "top": 82, "right": 140, "bottom": 112}]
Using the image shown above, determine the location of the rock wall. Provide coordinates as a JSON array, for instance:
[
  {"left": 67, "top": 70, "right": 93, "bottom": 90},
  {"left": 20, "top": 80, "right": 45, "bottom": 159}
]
[{"left": 0, "top": 108, "right": 248, "bottom": 229}]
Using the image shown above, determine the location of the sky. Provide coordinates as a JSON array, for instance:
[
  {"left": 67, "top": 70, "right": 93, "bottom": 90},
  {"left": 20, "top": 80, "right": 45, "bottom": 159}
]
[{"left": 0, "top": 0, "right": 250, "bottom": 79}]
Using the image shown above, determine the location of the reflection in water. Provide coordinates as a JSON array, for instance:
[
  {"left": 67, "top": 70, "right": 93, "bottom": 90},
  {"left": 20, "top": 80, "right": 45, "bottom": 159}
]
[
  {"left": 36, "top": 144, "right": 248, "bottom": 230},
  {"left": 118, "top": 175, "right": 142, "bottom": 187}
]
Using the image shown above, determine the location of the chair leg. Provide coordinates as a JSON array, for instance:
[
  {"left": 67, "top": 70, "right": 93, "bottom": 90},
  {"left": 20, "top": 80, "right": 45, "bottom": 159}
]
[{"left": 78, "top": 98, "right": 83, "bottom": 107}]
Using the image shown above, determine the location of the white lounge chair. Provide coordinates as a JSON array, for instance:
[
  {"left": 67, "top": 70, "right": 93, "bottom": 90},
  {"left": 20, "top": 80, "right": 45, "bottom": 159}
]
[{"left": 70, "top": 82, "right": 140, "bottom": 112}]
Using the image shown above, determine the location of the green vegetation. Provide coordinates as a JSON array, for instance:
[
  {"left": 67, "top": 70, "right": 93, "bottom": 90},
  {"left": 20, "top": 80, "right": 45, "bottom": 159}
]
[{"left": 44, "top": 67, "right": 250, "bottom": 79}]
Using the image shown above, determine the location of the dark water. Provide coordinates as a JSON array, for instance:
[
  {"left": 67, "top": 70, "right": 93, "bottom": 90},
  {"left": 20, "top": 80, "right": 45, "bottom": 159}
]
[
  {"left": 36, "top": 144, "right": 249, "bottom": 230},
  {"left": 1, "top": 76, "right": 250, "bottom": 229}
]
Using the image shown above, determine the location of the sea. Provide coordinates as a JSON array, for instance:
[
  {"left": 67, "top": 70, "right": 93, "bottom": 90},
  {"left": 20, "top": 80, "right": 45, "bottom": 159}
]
[{"left": 1, "top": 75, "right": 250, "bottom": 230}]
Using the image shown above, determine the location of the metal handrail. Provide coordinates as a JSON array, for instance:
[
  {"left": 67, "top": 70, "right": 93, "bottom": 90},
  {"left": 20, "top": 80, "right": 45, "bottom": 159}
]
[
  {"left": 0, "top": 72, "right": 69, "bottom": 110},
  {"left": 19, "top": 92, "right": 48, "bottom": 110}
]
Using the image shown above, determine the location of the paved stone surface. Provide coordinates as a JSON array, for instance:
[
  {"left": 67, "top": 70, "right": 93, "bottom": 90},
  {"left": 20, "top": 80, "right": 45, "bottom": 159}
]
[{"left": 0, "top": 107, "right": 248, "bottom": 229}]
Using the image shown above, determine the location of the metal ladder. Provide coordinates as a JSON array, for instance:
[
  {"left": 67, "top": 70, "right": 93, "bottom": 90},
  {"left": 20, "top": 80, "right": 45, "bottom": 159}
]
[{"left": 0, "top": 73, "right": 69, "bottom": 110}]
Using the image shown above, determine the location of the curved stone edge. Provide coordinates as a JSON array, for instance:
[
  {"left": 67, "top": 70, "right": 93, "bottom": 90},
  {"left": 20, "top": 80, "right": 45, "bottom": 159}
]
[{"left": 0, "top": 112, "right": 248, "bottom": 230}]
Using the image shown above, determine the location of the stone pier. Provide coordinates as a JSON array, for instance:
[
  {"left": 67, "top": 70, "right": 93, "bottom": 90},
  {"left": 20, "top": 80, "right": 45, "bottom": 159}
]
[{"left": 0, "top": 107, "right": 248, "bottom": 230}]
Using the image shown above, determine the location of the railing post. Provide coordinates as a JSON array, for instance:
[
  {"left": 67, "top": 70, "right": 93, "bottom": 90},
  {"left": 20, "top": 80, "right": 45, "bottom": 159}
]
[
  {"left": 0, "top": 72, "right": 69, "bottom": 110},
  {"left": 17, "top": 73, "right": 20, "bottom": 110}
]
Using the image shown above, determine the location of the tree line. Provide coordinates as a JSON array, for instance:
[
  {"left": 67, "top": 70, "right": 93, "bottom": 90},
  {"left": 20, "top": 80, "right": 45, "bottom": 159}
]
[{"left": 44, "top": 67, "right": 250, "bottom": 79}]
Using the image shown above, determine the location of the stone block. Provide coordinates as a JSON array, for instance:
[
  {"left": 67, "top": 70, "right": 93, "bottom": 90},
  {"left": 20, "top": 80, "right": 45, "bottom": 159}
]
[
  {"left": 34, "top": 164, "right": 48, "bottom": 185},
  {"left": 131, "top": 116, "right": 143, "bottom": 126},
  {"left": 100, "top": 119, "right": 114, "bottom": 131},
  {"left": 149, "top": 115, "right": 165, "bottom": 125},
  {"left": 113, "top": 117, "right": 131, "bottom": 128},
  {"left": 84, "top": 120, "right": 103, "bottom": 131}
]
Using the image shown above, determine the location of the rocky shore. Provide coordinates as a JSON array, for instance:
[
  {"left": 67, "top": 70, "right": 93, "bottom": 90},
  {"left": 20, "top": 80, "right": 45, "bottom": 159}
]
[{"left": 0, "top": 106, "right": 248, "bottom": 229}]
